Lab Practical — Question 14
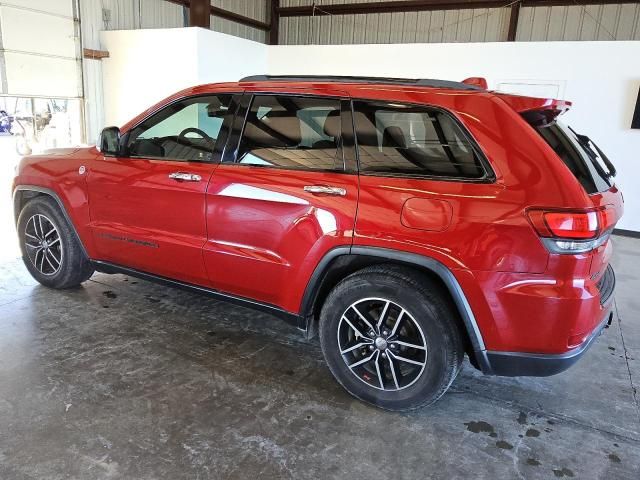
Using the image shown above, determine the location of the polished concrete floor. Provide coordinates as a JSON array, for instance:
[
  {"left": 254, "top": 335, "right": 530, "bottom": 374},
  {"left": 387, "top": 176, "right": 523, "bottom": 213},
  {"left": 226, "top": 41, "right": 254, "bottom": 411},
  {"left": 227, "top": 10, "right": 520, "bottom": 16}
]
[{"left": 0, "top": 236, "right": 638, "bottom": 479}]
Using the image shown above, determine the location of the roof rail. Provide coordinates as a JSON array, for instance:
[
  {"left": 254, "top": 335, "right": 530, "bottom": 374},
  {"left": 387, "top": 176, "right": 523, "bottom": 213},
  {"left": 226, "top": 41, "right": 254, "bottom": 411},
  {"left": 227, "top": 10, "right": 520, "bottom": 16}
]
[{"left": 239, "top": 75, "right": 483, "bottom": 91}]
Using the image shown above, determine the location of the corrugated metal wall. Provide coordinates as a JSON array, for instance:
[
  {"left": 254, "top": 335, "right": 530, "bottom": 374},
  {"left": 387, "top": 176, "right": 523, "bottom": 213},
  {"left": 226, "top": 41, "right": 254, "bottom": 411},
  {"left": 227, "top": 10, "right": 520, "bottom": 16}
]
[
  {"left": 82, "top": 0, "right": 640, "bottom": 46},
  {"left": 97, "top": 0, "right": 185, "bottom": 30},
  {"left": 211, "top": 0, "right": 268, "bottom": 43},
  {"left": 280, "top": 0, "right": 510, "bottom": 44},
  {"left": 279, "top": 0, "right": 640, "bottom": 44},
  {"left": 84, "top": 1, "right": 267, "bottom": 42},
  {"left": 517, "top": 4, "right": 640, "bottom": 40}
]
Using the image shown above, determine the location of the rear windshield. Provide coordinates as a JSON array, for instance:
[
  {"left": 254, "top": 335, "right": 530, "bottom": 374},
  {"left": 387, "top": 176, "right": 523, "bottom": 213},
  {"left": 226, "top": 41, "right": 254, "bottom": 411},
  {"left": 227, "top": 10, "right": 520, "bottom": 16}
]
[{"left": 529, "top": 120, "right": 614, "bottom": 194}]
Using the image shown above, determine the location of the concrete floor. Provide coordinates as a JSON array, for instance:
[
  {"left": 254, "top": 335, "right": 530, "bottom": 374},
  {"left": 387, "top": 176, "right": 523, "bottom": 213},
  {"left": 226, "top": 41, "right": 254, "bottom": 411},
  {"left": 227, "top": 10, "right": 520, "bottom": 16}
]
[{"left": 0, "top": 234, "right": 639, "bottom": 479}]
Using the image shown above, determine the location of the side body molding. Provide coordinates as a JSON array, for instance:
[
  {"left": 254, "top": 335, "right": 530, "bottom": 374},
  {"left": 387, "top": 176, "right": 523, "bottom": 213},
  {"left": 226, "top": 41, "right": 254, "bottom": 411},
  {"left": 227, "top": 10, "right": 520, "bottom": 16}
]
[
  {"left": 301, "top": 245, "right": 491, "bottom": 373},
  {"left": 13, "top": 185, "right": 90, "bottom": 258}
]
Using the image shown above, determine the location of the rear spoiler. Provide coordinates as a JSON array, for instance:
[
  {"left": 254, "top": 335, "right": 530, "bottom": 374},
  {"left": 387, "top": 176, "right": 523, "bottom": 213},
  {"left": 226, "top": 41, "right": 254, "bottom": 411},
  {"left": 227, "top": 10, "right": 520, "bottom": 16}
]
[{"left": 497, "top": 93, "right": 572, "bottom": 127}]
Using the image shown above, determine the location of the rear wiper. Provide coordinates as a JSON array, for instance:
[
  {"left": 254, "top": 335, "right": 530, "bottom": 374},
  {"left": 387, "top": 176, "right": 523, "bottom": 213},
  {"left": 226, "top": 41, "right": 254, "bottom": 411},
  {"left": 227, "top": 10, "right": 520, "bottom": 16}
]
[{"left": 568, "top": 127, "right": 617, "bottom": 178}]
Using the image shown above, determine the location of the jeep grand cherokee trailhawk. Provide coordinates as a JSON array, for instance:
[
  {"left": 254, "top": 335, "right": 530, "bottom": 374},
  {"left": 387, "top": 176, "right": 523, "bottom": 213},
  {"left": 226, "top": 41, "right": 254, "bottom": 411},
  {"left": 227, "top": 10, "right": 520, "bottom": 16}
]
[{"left": 12, "top": 75, "right": 622, "bottom": 410}]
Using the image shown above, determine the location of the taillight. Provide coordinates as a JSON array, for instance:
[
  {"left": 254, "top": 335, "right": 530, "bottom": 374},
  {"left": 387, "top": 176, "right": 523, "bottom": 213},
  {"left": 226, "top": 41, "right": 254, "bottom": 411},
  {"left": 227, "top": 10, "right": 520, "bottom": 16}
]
[
  {"left": 545, "top": 211, "right": 599, "bottom": 239},
  {"left": 527, "top": 208, "right": 613, "bottom": 254}
]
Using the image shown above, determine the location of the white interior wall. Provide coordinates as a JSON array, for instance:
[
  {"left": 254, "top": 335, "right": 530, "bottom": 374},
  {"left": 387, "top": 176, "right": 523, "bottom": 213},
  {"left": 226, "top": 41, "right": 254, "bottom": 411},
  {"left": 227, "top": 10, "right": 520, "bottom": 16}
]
[{"left": 100, "top": 28, "right": 267, "bottom": 127}]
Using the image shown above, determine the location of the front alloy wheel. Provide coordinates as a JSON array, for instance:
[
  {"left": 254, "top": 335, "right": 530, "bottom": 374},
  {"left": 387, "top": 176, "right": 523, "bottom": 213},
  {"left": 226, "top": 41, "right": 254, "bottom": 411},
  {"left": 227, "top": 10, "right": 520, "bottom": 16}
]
[
  {"left": 17, "top": 196, "right": 94, "bottom": 289},
  {"left": 24, "top": 213, "right": 63, "bottom": 276}
]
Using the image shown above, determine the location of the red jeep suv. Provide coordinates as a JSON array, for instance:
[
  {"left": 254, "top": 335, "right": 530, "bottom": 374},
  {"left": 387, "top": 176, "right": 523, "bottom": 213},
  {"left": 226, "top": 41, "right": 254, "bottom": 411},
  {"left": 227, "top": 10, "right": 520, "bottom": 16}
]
[{"left": 12, "top": 75, "right": 622, "bottom": 410}]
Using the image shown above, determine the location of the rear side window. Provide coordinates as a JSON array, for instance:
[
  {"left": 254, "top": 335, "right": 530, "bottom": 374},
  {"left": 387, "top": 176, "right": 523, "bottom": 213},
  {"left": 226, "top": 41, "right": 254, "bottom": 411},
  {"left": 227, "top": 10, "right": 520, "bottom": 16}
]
[
  {"left": 530, "top": 120, "right": 614, "bottom": 194},
  {"left": 237, "top": 95, "right": 343, "bottom": 171},
  {"left": 352, "top": 101, "right": 487, "bottom": 179}
]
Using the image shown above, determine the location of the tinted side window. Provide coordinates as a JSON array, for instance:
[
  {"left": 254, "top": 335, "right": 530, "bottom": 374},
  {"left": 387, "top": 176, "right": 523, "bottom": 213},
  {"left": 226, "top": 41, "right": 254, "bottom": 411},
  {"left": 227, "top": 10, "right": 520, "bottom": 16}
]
[
  {"left": 353, "top": 101, "right": 486, "bottom": 179},
  {"left": 530, "top": 121, "right": 612, "bottom": 194},
  {"left": 127, "top": 94, "right": 234, "bottom": 162},
  {"left": 237, "top": 95, "right": 343, "bottom": 171}
]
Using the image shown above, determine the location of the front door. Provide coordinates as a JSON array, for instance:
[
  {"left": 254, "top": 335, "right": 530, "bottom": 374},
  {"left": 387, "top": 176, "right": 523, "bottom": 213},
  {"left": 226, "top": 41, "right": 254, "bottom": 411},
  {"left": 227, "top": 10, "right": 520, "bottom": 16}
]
[
  {"left": 204, "top": 92, "right": 359, "bottom": 312},
  {"left": 87, "top": 93, "right": 238, "bottom": 286}
]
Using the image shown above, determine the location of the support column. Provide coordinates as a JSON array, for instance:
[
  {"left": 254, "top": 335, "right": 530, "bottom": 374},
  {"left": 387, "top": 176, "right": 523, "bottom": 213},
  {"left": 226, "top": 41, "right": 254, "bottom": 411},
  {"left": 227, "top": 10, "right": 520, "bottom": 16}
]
[
  {"left": 189, "top": 0, "right": 210, "bottom": 29},
  {"left": 268, "top": 0, "right": 280, "bottom": 45},
  {"left": 507, "top": 1, "right": 521, "bottom": 42}
]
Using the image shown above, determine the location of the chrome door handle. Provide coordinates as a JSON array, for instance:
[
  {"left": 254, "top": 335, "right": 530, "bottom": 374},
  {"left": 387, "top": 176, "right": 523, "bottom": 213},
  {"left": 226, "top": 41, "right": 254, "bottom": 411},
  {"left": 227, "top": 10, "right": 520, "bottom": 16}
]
[
  {"left": 168, "top": 172, "right": 202, "bottom": 182},
  {"left": 303, "top": 185, "right": 347, "bottom": 196}
]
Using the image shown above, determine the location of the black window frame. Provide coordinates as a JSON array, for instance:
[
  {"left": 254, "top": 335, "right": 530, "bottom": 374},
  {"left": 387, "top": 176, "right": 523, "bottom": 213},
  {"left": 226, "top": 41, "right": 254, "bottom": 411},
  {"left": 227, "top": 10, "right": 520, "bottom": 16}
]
[
  {"left": 350, "top": 99, "right": 495, "bottom": 183},
  {"left": 223, "top": 92, "right": 357, "bottom": 174},
  {"left": 119, "top": 93, "right": 241, "bottom": 164}
]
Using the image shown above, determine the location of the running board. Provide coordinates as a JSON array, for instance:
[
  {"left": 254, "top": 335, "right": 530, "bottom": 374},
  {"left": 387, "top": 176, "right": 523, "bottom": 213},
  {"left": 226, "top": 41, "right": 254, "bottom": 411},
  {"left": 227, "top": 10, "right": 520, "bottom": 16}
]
[{"left": 92, "top": 261, "right": 306, "bottom": 330}]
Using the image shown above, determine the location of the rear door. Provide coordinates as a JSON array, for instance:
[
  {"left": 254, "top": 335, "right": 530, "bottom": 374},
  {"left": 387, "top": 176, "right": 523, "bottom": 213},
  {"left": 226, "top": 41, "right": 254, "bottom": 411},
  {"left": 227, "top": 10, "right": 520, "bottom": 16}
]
[
  {"left": 88, "top": 93, "right": 238, "bottom": 285},
  {"left": 204, "top": 90, "right": 358, "bottom": 312}
]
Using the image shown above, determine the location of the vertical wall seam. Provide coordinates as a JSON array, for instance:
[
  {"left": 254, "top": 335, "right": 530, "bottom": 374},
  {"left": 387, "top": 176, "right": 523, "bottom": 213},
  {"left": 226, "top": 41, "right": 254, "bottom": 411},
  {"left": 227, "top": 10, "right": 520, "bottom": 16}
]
[{"left": 0, "top": 8, "right": 8, "bottom": 93}]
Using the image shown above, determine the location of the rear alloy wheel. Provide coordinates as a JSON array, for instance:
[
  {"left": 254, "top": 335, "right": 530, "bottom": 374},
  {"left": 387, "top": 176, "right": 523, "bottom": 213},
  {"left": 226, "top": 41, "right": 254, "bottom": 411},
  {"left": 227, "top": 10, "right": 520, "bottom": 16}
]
[
  {"left": 337, "top": 297, "right": 427, "bottom": 392},
  {"left": 319, "top": 265, "right": 464, "bottom": 411}
]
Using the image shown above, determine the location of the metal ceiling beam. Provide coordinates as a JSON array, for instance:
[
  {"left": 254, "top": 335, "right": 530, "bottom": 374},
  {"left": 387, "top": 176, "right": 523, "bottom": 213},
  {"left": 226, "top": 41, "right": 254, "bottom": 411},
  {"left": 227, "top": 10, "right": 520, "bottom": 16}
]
[
  {"left": 278, "top": 0, "right": 640, "bottom": 16},
  {"left": 507, "top": 1, "right": 521, "bottom": 41},
  {"left": 165, "top": 1, "right": 270, "bottom": 31}
]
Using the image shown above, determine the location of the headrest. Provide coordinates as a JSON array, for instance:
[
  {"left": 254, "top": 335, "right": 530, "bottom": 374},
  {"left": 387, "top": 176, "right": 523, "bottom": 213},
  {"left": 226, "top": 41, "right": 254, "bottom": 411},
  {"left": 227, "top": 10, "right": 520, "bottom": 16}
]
[
  {"left": 382, "top": 126, "right": 407, "bottom": 149},
  {"left": 244, "top": 112, "right": 301, "bottom": 148},
  {"left": 323, "top": 110, "right": 341, "bottom": 138}
]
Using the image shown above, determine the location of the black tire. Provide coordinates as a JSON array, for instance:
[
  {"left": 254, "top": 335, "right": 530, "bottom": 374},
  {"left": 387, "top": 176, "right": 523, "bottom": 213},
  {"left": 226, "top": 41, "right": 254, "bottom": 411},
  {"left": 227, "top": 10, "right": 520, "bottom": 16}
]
[
  {"left": 319, "top": 264, "right": 464, "bottom": 411},
  {"left": 17, "top": 196, "right": 94, "bottom": 289}
]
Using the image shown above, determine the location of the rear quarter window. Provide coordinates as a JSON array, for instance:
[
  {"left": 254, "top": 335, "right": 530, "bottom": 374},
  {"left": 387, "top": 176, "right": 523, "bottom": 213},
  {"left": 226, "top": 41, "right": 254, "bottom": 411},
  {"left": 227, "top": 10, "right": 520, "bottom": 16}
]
[
  {"left": 352, "top": 100, "right": 489, "bottom": 180},
  {"left": 528, "top": 120, "right": 614, "bottom": 194}
]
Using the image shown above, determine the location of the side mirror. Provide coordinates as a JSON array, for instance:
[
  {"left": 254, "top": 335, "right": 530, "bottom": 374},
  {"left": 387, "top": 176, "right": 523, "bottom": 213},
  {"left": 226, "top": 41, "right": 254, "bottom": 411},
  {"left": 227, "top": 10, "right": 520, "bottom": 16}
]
[{"left": 98, "top": 126, "right": 121, "bottom": 156}]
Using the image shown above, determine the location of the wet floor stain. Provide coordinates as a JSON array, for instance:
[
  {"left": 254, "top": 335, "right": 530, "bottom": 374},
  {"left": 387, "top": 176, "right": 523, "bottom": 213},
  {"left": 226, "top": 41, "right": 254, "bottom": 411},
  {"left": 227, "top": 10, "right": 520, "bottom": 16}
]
[
  {"left": 552, "top": 467, "right": 575, "bottom": 477},
  {"left": 102, "top": 290, "right": 117, "bottom": 299},
  {"left": 526, "top": 458, "right": 541, "bottom": 466},
  {"left": 517, "top": 411, "right": 527, "bottom": 425},
  {"left": 526, "top": 428, "right": 540, "bottom": 437},
  {"left": 464, "top": 421, "right": 495, "bottom": 435},
  {"left": 608, "top": 453, "right": 621, "bottom": 463},
  {"left": 495, "top": 440, "right": 513, "bottom": 450}
]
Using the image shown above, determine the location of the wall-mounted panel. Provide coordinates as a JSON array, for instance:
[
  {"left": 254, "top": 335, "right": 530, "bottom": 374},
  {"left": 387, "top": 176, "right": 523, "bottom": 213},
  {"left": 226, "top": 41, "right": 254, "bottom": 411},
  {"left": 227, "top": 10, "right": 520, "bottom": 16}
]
[
  {"left": 3, "top": 52, "right": 80, "bottom": 97},
  {"left": 7, "top": 0, "right": 73, "bottom": 17},
  {"left": 0, "top": 2, "right": 81, "bottom": 97}
]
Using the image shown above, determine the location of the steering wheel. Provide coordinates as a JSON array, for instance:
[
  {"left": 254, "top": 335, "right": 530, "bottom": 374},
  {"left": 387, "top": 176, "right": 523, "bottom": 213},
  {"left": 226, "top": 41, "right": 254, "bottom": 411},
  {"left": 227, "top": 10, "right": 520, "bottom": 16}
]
[{"left": 177, "top": 127, "right": 215, "bottom": 148}]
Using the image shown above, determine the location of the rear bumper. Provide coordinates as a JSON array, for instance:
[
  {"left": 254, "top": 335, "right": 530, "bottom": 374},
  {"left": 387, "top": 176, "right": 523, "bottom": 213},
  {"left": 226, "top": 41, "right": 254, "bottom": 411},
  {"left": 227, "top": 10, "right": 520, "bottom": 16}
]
[{"left": 483, "top": 308, "right": 614, "bottom": 376}]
